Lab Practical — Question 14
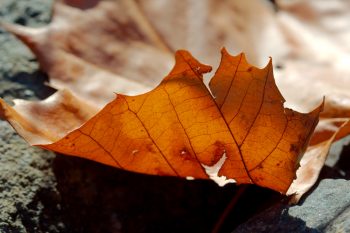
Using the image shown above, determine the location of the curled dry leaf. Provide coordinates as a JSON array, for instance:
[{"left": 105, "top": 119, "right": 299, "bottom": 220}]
[
  {"left": 0, "top": 49, "right": 322, "bottom": 193},
  {"left": 273, "top": 0, "right": 350, "bottom": 116},
  {"left": 310, "top": 118, "right": 350, "bottom": 146},
  {"left": 1, "top": 0, "right": 174, "bottom": 109},
  {"left": 1, "top": 0, "right": 282, "bottom": 108},
  {"left": 136, "top": 0, "right": 350, "bottom": 119},
  {"left": 287, "top": 119, "right": 350, "bottom": 203},
  {"left": 0, "top": 90, "right": 96, "bottom": 144},
  {"left": 135, "top": 0, "right": 284, "bottom": 68},
  {"left": 1, "top": 0, "right": 347, "bottom": 198},
  {"left": 3, "top": 0, "right": 348, "bottom": 116},
  {"left": 274, "top": 0, "right": 350, "bottom": 201}
]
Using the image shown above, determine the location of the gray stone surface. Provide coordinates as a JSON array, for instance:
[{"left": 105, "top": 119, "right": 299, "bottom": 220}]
[
  {"left": 0, "top": 0, "right": 54, "bottom": 103},
  {"left": 233, "top": 179, "right": 350, "bottom": 233},
  {"left": 325, "top": 205, "right": 350, "bottom": 233},
  {"left": 0, "top": 121, "right": 63, "bottom": 232},
  {"left": 0, "top": 0, "right": 63, "bottom": 232}
]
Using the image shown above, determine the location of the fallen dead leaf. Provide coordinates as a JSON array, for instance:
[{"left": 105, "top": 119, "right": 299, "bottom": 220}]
[
  {"left": 0, "top": 90, "right": 96, "bottom": 144},
  {"left": 4, "top": 0, "right": 349, "bottom": 117},
  {"left": 1, "top": 0, "right": 174, "bottom": 109},
  {"left": 135, "top": 0, "right": 350, "bottom": 118},
  {"left": 0, "top": 49, "right": 322, "bottom": 193},
  {"left": 287, "top": 119, "right": 350, "bottom": 203},
  {"left": 1, "top": 0, "right": 349, "bottom": 199}
]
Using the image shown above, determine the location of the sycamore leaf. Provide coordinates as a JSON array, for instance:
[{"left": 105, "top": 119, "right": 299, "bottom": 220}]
[
  {"left": 268, "top": 0, "right": 350, "bottom": 200},
  {"left": 6, "top": 0, "right": 349, "bottom": 120},
  {"left": 0, "top": 49, "right": 322, "bottom": 193},
  {"left": 2, "top": 0, "right": 342, "bottom": 198},
  {"left": 0, "top": 90, "right": 96, "bottom": 143},
  {"left": 262, "top": 0, "right": 350, "bottom": 117},
  {"left": 287, "top": 119, "right": 350, "bottom": 203},
  {"left": 288, "top": 115, "right": 350, "bottom": 202},
  {"left": 1, "top": 0, "right": 174, "bottom": 109},
  {"left": 134, "top": 0, "right": 350, "bottom": 120},
  {"left": 137, "top": 0, "right": 350, "bottom": 119},
  {"left": 0, "top": 0, "right": 288, "bottom": 109},
  {"left": 135, "top": 0, "right": 282, "bottom": 68}
]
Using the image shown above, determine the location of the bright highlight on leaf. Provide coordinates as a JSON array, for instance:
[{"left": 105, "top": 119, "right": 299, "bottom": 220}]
[{"left": 0, "top": 49, "right": 322, "bottom": 194}]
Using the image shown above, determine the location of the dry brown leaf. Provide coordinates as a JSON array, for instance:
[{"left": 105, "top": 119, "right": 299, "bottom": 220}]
[
  {"left": 1, "top": 0, "right": 347, "bottom": 198},
  {"left": 287, "top": 119, "right": 350, "bottom": 203},
  {"left": 133, "top": 0, "right": 350, "bottom": 118},
  {"left": 135, "top": 0, "right": 285, "bottom": 68},
  {"left": 2, "top": 0, "right": 282, "bottom": 105},
  {"left": 1, "top": 0, "right": 174, "bottom": 109},
  {"left": 310, "top": 118, "right": 350, "bottom": 146},
  {"left": 287, "top": 116, "right": 350, "bottom": 203},
  {"left": 138, "top": 0, "right": 350, "bottom": 117},
  {"left": 3, "top": 0, "right": 286, "bottom": 100},
  {"left": 269, "top": 0, "right": 350, "bottom": 117},
  {"left": 0, "top": 90, "right": 96, "bottom": 144},
  {"left": 244, "top": 0, "right": 350, "bottom": 201},
  {"left": 0, "top": 49, "right": 322, "bottom": 193},
  {"left": 5, "top": 0, "right": 347, "bottom": 116}
]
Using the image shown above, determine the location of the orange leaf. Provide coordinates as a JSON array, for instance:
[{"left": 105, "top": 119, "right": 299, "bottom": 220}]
[
  {"left": 287, "top": 119, "right": 350, "bottom": 203},
  {"left": 0, "top": 50, "right": 322, "bottom": 194}
]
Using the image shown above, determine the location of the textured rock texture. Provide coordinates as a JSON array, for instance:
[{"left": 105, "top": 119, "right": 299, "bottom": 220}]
[
  {"left": 0, "top": 0, "right": 63, "bottom": 232},
  {"left": 0, "top": 121, "right": 63, "bottom": 233},
  {"left": 233, "top": 179, "right": 350, "bottom": 233}
]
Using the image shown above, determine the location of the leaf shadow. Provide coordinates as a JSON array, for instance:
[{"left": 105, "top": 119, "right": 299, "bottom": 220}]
[
  {"left": 332, "top": 140, "right": 350, "bottom": 179},
  {"left": 310, "top": 135, "right": 350, "bottom": 191},
  {"left": 50, "top": 154, "right": 240, "bottom": 233},
  {"left": 48, "top": 154, "right": 293, "bottom": 233},
  {"left": 233, "top": 136, "right": 350, "bottom": 233},
  {"left": 0, "top": 71, "right": 55, "bottom": 101}
]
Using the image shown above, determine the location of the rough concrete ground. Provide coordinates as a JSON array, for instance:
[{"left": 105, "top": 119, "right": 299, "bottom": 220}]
[
  {"left": 0, "top": 0, "right": 63, "bottom": 232},
  {"left": 233, "top": 179, "right": 350, "bottom": 233}
]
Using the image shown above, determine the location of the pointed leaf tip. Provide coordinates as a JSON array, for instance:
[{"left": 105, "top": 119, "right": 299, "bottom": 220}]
[
  {"left": 0, "top": 98, "right": 7, "bottom": 120},
  {"left": 170, "top": 50, "right": 212, "bottom": 77},
  {"left": 0, "top": 22, "right": 39, "bottom": 50},
  {"left": 1, "top": 0, "right": 324, "bottom": 193},
  {"left": 266, "top": 57, "right": 273, "bottom": 70}
]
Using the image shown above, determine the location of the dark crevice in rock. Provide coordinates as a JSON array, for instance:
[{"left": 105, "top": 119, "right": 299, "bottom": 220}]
[{"left": 0, "top": 71, "right": 56, "bottom": 102}]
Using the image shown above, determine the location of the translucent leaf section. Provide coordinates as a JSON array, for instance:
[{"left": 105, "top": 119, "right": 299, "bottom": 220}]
[{"left": 209, "top": 49, "right": 322, "bottom": 192}]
